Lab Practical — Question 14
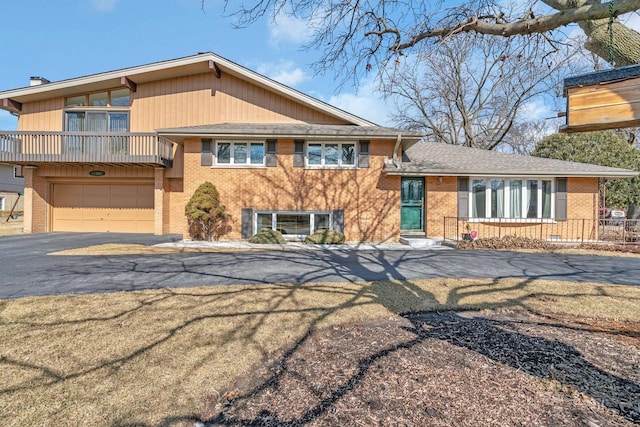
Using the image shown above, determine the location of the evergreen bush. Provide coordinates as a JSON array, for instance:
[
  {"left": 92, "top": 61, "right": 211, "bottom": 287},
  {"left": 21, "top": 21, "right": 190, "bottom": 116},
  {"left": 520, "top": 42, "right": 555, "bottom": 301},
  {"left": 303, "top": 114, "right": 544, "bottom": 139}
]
[
  {"left": 304, "top": 229, "right": 346, "bottom": 244},
  {"left": 248, "top": 228, "right": 287, "bottom": 244},
  {"left": 184, "top": 182, "right": 232, "bottom": 241}
]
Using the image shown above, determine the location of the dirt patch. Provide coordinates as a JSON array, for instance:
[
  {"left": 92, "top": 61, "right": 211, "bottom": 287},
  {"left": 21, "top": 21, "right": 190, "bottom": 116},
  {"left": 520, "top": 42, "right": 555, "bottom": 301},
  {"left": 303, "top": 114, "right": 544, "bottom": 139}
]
[
  {"left": 204, "top": 310, "right": 640, "bottom": 426},
  {"left": 579, "top": 243, "right": 640, "bottom": 255},
  {"left": 49, "top": 243, "right": 270, "bottom": 255},
  {"left": 456, "top": 236, "right": 640, "bottom": 258}
]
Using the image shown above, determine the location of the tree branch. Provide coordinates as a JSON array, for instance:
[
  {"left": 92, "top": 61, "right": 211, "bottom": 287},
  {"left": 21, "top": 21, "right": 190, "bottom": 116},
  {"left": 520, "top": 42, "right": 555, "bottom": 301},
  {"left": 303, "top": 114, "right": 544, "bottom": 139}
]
[{"left": 394, "top": 0, "right": 640, "bottom": 51}]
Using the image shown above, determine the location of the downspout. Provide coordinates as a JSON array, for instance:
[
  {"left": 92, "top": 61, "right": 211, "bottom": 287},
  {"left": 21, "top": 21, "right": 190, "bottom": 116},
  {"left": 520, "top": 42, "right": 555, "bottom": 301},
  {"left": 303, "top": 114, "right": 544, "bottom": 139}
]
[{"left": 392, "top": 134, "right": 402, "bottom": 167}]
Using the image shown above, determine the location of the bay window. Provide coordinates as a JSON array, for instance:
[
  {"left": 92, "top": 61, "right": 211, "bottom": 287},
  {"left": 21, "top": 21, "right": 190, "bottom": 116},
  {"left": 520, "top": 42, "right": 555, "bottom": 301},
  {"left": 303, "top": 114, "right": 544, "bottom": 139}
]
[{"left": 469, "top": 178, "right": 554, "bottom": 220}]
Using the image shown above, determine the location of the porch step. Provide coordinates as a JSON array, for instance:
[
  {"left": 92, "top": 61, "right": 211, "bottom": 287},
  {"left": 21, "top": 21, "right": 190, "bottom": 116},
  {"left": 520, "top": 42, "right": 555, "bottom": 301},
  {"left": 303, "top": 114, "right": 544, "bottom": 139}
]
[{"left": 399, "top": 235, "right": 443, "bottom": 247}]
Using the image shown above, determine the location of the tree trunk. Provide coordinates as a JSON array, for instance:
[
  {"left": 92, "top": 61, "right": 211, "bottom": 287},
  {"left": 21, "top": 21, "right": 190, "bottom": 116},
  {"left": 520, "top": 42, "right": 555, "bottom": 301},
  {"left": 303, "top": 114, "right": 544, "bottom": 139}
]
[{"left": 580, "top": 19, "right": 640, "bottom": 66}]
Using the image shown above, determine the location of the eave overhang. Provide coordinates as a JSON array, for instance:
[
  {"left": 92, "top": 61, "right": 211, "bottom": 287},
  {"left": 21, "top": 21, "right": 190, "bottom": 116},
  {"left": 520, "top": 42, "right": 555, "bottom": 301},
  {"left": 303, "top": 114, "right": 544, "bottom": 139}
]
[{"left": 383, "top": 165, "right": 638, "bottom": 180}]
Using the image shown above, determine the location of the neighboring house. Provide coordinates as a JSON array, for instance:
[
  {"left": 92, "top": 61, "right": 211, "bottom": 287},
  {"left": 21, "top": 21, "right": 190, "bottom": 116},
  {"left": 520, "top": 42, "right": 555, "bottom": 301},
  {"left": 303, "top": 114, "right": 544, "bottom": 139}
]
[
  {"left": 0, "top": 52, "right": 635, "bottom": 242},
  {"left": 0, "top": 163, "right": 24, "bottom": 212}
]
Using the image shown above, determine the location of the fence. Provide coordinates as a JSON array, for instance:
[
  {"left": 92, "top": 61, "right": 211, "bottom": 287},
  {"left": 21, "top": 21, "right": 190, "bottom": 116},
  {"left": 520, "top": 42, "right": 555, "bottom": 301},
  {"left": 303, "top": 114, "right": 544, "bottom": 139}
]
[{"left": 443, "top": 217, "right": 640, "bottom": 245}]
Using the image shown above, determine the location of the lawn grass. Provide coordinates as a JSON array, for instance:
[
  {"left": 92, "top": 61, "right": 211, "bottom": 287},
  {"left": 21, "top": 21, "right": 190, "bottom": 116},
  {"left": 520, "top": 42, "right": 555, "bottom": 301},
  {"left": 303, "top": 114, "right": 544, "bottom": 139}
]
[
  {"left": 0, "top": 217, "right": 23, "bottom": 236},
  {"left": 1, "top": 278, "right": 639, "bottom": 426}
]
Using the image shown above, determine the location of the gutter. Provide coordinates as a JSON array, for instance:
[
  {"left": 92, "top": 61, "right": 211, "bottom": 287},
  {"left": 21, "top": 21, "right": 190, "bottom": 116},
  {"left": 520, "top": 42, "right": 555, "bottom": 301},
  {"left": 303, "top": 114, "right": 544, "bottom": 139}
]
[{"left": 382, "top": 169, "right": 638, "bottom": 179}]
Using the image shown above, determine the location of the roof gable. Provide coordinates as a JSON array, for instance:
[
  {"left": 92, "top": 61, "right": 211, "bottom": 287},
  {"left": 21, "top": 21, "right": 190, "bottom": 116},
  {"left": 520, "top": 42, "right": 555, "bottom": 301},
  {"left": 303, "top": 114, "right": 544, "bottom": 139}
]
[{"left": 0, "top": 52, "right": 375, "bottom": 127}]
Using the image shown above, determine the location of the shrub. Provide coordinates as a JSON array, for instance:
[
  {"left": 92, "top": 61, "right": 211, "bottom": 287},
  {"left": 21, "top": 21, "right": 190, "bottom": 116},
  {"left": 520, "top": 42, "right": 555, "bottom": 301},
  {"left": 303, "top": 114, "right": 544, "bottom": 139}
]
[
  {"left": 457, "top": 235, "right": 552, "bottom": 250},
  {"left": 184, "top": 182, "right": 232, "bottom": 241},
  {"left": 248, "top": 228, "right": 287, "bottom": 244},
  {"left": 304, "top": 229, "right": 346, "bottom": 244}
]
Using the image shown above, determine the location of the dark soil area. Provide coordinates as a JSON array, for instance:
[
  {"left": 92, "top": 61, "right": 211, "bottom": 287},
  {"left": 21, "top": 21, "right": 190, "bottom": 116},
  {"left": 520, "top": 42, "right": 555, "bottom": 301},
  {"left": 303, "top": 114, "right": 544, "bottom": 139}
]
[
  {"left": 202, "top": 310, "right": 640, "bottom": 426},
  {"left": 579, "top": 243, "right": 640, "bottom": 254},
  {"left": 457, "top": 235, "right": 640, "bottom": 254}
]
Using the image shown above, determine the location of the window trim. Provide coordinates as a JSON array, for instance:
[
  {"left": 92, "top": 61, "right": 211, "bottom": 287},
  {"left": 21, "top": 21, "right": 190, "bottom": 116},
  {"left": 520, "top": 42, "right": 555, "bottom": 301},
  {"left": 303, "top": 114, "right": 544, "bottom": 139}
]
[
  {"left": 214, "top": 141, "right": 266, "bottom": 167},
  {"left": 468, "top": 177, "right": 555, "bottom": 221},
  {"left": 305, "top": 141, "right": 357, "bottom": 168},
  {"left": 13, "top": 166, "right": 23, "bottom": 179},
  {"left": 254, "top": 210, "right": 333, "bottom": 239},
  {"left": 0, "top": 196, "right": 4, "bottom": 211}
]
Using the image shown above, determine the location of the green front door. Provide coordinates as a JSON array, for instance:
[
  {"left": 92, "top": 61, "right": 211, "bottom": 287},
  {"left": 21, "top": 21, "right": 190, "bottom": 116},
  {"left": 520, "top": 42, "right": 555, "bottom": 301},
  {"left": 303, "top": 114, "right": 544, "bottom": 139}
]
[{"left": 401, "top": 177, "right": 424, "bottom": 230}]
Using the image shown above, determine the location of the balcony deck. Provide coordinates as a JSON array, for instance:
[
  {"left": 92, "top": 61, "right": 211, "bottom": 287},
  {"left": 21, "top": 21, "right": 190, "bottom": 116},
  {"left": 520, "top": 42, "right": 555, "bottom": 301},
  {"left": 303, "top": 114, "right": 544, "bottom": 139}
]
[{"left": 0, "top": 131, "right": 174, "bottom": 167}]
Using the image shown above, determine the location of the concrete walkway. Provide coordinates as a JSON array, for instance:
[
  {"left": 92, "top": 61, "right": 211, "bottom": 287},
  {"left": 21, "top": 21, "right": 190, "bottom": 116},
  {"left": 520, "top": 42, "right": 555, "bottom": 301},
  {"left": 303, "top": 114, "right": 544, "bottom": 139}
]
[{"left": 155, "top": 240, "right": 453, "bottom": 251}]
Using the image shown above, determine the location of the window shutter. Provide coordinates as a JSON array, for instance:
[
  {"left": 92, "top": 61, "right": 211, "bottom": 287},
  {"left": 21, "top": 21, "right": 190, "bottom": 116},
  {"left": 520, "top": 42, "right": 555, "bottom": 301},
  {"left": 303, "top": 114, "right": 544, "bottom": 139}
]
[
  {"left": 241, "top": 208, "right": 253, "bottom": 238},
  {"left": 265, "top": 139, "right": 277, "bottom": 167},
  {"left": 457, "top": 177, "right": 469, "bottom": 218},
  {"left": 332, "top": 209, "right": 345, "bottom": 233},
  {"left": 201, "top": 139, "right": 213, "bottom": 166},
  {"left": 293, "top": 140, "right": 305, "bottom": 168},
  {"left": 358, "top": 140, "right": 370, "bottom": 168},
  {"left": 556, "top": 178, "right": 568, "bottom": 220}
]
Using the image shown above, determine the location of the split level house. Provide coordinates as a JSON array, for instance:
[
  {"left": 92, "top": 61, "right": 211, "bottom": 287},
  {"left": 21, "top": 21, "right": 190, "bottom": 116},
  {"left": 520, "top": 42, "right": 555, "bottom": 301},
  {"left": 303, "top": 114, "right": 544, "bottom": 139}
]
[{"left": 0, "top": 52, "right": 635, "bottom": 242}]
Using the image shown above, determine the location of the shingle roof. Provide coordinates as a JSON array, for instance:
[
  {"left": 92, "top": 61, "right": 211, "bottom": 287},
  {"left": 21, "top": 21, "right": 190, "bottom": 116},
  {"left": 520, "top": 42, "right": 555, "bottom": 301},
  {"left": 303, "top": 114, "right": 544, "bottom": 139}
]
[
  {"left": 385, "top": 141, "right": 637, "bottom": 178},
  {"left": 157, "top": 122, "right": 425, "bottom": 140},
  {"left": 564, "top": 63, "right": 640, "bottom": 94}
]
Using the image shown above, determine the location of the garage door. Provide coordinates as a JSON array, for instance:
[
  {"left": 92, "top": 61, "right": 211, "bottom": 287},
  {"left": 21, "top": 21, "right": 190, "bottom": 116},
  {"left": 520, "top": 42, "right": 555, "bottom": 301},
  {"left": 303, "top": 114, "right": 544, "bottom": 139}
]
[{"left": 52, "top": 184, "right": 154, "bottom": 233}]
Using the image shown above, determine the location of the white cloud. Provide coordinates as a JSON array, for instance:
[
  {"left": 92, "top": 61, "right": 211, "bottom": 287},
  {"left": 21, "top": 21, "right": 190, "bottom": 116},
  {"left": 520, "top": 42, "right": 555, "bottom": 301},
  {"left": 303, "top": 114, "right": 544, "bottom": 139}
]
[
  {"left": 328, "top": 78, "right": 393, "bottom": 126},
  {"left": 518, "top": 99, "right": 551, "bottom": 122},
  {"left": 257, "top": 60, "right": 310, "bottom": 87},
  {"left": 267, "top": 13, "right": 313, "bottom": 47},
  {"left": 90, "top": 0, "right": 118, "bottom": 12}
]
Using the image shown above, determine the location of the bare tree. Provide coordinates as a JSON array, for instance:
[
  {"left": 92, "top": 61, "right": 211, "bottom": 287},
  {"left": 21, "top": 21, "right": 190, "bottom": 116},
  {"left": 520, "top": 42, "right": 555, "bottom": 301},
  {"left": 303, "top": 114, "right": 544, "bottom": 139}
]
[
  {"left": 384, "top": 34, "right": 579, "bottom": 150},
  {"left": 216, "top": 0, "right": 640, "bottom": 82}
]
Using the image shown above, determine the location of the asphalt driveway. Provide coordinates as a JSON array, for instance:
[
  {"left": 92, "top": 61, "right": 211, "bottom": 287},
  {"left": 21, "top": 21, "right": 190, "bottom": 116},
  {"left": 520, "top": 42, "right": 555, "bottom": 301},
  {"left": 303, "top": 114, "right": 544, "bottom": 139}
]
[{"left": 0, "top": 233, "right": 638, "bottom": 299}]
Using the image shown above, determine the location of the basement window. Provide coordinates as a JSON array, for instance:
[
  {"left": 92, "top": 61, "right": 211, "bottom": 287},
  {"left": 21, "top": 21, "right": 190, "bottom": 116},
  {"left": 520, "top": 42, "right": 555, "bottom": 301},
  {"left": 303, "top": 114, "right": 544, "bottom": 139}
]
[{"left": 255, "top": 211, "right": 331, "bottom": 238}]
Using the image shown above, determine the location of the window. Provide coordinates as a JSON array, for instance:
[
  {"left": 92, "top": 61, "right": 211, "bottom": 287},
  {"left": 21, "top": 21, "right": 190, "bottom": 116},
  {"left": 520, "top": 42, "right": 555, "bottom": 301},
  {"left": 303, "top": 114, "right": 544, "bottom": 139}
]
[
  {"left": 469, "top": 178, "right": 554, "bottom": 220},
  {"left": 215, "top": 141, "right": 264, "bottom": 166},
  {"left": 13, "top": 166, "right": 23, "bottom": 179},
  {"left": 65, "top": 89, "right": 131, "bottom": 107},
  {"left": 0, "top": 197, "right": 4, "bottom": 211},
  {"left": 306, "top": 142, "right": 356, "bottom": 167},
  {"left": 64, "top": 111, "right": 129, "bottom": 132},
  {"left": 255, "top": 211, "right": 332, "bottom": 237},
  {"left": 63, "top": 111, "right": 129, "bottom": 155}
]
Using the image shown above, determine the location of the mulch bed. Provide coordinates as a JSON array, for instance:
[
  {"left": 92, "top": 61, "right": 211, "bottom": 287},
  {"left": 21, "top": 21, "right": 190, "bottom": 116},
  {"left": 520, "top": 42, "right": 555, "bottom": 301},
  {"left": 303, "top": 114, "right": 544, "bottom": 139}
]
[
  {"left": 579, "top": 243, "right": 640, "bottom": 254},
  {"left": 202, "top": 310, "right": 640, "bottom": 426}
]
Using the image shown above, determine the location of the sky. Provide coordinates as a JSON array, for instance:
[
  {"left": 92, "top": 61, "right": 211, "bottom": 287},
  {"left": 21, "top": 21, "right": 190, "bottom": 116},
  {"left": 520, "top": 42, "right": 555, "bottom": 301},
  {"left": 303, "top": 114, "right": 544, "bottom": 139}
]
[
  {"left": 0, "top": 1, "right": 638, "bottom": 133},
  {"left": 0, "top": 0, "right": 390, "bottom": 130}
]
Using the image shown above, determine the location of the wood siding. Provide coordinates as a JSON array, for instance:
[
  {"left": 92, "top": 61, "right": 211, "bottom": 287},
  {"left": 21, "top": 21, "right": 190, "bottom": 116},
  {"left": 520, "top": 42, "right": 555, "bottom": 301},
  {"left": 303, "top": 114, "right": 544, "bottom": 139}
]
[
  {"left": 130, "top": 72, "right": 348, "bottom": 130},
  {"left": 565, "top": 78, "right": 640, "bottom": 132},
  {"left": 16, "top": 72, "right": 348, "bottom": 133}
]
